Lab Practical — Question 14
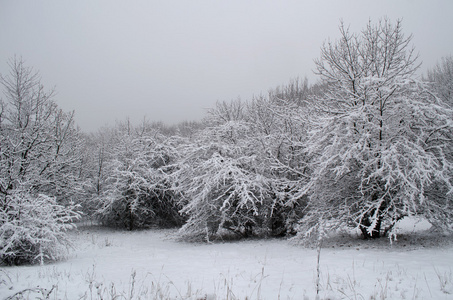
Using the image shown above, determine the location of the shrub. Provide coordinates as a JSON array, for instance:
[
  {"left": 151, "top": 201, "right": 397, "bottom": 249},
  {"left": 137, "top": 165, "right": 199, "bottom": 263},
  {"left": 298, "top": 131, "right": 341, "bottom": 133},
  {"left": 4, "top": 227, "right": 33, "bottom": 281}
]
[{"left": 0, "top": 193, "right": 80, "bottom": 265}]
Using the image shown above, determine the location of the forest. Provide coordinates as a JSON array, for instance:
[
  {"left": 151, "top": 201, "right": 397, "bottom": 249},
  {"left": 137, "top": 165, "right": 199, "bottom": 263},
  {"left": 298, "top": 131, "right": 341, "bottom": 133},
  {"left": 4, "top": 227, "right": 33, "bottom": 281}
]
[{"left": 1, "top": 18, "right": 452, "bottom": 266}]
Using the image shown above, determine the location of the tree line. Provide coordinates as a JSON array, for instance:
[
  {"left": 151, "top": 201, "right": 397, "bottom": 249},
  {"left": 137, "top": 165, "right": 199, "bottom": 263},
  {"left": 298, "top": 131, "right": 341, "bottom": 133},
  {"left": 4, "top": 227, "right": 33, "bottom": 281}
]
[{"left": 1, "top": 18, "right": 452, "bottom": 265}]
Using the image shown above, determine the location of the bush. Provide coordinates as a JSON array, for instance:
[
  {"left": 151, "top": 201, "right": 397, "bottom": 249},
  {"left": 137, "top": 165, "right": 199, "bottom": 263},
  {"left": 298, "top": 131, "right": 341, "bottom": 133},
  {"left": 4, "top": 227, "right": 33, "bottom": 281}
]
[
  {"left": 94, "top": 122, "right": 184, "bottom": 230},
  {"left": 0, "top": 193, "right": 80, "bottom": 265}
]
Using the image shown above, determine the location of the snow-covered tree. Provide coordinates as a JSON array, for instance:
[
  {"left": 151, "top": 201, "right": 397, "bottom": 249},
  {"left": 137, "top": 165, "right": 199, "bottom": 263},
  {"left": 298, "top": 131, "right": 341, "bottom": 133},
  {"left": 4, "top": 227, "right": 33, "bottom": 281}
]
[
  {"left": 172, "top": 92, "right": 312, "bottom": 240},
  {"left": 298, "top": 19, "right": 453, "bottom": 239},
  {"left": 0, "top": 193, "right": 79, "bottom": 265},
  {"left": 245, "top": 91, "right": 310, "bottom": 235},
  {"left": 425, "top": 55, "right": 453, "bottom": 106},
  {"left": 0, "top": 58, "right": 82, "bottom": 264},
  {"left": 172, "top": 120, "right": 271, "bottom": 241},
  {"left": 95, "top": 121, "right": 183, "bottom": 230}
]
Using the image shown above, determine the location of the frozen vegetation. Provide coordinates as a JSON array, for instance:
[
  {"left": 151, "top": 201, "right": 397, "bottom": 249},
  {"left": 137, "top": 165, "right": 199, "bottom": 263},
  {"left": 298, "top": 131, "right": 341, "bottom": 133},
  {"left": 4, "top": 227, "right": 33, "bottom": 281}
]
[{"left": 1, "top": 17, "right": 453, "bottom": 300}]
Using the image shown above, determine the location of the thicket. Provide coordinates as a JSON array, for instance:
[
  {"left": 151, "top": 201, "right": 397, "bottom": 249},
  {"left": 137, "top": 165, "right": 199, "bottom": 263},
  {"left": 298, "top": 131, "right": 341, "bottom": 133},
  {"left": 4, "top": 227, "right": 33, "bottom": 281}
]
[
  {"left": 83, "top": 19, "right": 453, "bottom": 242},
  {"left": 85, "top": 121, "right": 184, "bottom": 230},
  {"left": 1, "top": 19, "right": 452, "bottom": 264}
]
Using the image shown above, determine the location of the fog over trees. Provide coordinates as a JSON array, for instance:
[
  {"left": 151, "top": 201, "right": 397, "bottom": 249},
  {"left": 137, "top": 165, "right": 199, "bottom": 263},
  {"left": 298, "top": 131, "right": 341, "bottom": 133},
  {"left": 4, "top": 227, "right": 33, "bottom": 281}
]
[{"left": 1, "top": 19, "right": 452, "bottom": 265}]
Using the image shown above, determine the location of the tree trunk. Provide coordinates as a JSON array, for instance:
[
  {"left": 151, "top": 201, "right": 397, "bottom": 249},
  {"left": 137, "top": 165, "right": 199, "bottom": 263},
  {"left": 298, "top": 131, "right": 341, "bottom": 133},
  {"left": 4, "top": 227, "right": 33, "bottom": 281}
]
[
  {"left": 360, "top": 216, "right": 382, "bottom": 239},
  {"left": 360, "top": 199, "right": 385, "bottom": 239}
]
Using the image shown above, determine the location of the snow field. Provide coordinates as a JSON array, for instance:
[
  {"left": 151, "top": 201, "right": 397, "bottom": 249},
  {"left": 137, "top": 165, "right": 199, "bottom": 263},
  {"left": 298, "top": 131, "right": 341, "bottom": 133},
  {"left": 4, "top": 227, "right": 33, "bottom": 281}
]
[{"left": 1, "top": 221, "right": 453, "bottom": 299}]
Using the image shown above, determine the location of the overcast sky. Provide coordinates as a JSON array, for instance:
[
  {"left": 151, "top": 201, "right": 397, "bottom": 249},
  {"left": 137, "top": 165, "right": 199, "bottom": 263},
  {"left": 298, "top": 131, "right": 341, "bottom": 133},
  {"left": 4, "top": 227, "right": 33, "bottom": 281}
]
[{"left": 1, "top": 1, "right": 452, "bottom": 132}]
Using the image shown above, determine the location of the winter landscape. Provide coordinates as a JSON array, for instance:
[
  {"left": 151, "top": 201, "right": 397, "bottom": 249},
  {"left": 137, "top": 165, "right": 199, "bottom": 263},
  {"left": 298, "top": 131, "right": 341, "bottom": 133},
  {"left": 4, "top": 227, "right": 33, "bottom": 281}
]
[
  {"left": 1, "top": 7, "right": 453, "bottom": 300},
  {"left": 1, "top": 219, "right": 453, "bottom": 299}
]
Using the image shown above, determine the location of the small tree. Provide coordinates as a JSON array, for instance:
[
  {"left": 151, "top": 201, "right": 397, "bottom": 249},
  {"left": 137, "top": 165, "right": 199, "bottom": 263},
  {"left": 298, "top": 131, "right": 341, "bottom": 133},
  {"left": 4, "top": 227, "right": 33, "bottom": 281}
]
[
  {"left": 172, "top": 120, "right": 271, "bottom": 241},
  {"left": 0, "top": 58, "right": 81, "bottom": 264},
  {"left": 0, "top": 193, "right": 79, "bottom": 265},
  {"left": 298, "top": 19, "right": 453, "bottom": 239},
  {"left": 95, "top": 121, "right": 183, "bottom": 230},
  {"left": 245, "top": 91, "right": 310, "bottom": 236}
]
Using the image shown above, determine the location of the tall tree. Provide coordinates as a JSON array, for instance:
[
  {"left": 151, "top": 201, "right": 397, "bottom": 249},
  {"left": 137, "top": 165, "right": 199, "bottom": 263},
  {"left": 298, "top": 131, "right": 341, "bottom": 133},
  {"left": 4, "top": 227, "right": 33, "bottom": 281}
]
[
  {"left": 298, "top": 19, "right": 453, "bottom": 239},
  {"left": 0, "top": 58, "right": 81, "bottom": 264}
]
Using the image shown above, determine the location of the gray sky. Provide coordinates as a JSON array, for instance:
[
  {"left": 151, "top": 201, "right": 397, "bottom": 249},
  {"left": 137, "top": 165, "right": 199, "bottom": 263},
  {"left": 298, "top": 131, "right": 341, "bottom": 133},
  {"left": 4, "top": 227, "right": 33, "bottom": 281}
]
[{"left": 1, "top": 1, "right": 452, "bottom": 132}]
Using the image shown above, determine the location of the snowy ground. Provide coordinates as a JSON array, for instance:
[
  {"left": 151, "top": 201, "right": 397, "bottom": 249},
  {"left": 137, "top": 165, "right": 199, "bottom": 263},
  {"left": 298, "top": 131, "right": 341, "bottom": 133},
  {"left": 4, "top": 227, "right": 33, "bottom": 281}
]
[{"left": 1, "top": 219, "right": 453, "bottom": 299}]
